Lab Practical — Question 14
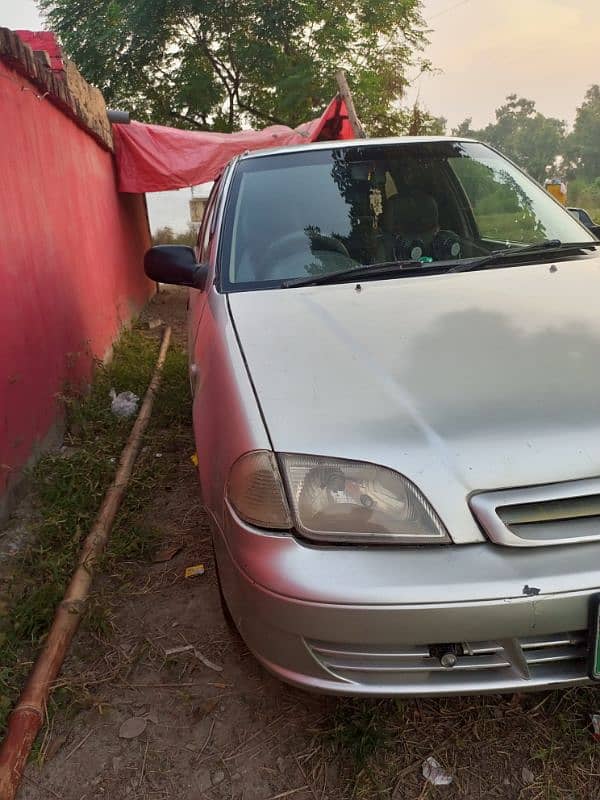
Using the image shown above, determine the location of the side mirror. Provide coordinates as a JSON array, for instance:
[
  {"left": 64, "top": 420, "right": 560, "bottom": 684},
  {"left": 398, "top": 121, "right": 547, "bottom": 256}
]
[{"left": 144, "top": 245, "right": 209, "bottom": 290}]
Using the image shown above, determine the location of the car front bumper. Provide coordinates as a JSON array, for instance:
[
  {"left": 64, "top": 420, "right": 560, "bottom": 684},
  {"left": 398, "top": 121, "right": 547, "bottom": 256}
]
[{"left": 214, "top": 506, "right": 600, "bottom": 696}]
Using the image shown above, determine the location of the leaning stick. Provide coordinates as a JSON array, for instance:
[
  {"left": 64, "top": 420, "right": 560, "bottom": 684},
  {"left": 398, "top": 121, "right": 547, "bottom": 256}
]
[
  {"left": 0, "top": 326, "right": 172, "bottom": 800},
  {"left": 335, "top": 69, "right": 367, "bottom": 138}
]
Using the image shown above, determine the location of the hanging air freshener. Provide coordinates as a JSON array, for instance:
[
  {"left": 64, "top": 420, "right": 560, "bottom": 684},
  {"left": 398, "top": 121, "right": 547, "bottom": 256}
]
[{"left": 369, "top": 187, "right": 383, "bottom": 228}]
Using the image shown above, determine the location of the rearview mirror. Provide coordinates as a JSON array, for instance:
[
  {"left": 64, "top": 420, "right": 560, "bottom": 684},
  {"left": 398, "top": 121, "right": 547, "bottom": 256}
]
[{"left": 144, "top": 245, "right": 209, "bottom": 290}]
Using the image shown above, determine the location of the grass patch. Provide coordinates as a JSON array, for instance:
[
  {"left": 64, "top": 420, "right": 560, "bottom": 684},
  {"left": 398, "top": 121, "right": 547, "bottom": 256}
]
[
  {"left": 0, "top": 324, "right": 191, "bottom": 736},
  {"left": 328, "top": 700, "right": 395, "bottom": 770},
  {"left": 314, "top": 690, "right": 600, "bottom": 799},
  {"left": 321, "top": 699, "right": 399, "bottom": 798}
]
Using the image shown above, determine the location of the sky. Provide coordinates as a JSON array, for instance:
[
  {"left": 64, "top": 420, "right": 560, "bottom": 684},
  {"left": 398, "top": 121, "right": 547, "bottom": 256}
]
[
  {"left": 411, "top": 0, "right": 600, "bottom": 131},
  {"left": 2, "top": 0, "right": 599, "bottom": 229}
]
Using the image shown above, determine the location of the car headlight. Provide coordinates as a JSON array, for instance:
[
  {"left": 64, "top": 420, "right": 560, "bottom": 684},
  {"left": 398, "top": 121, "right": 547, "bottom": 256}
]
[
  {"left": 228, "top": 451, "right": 292, "bottom": 529},
  {"left": 279, "top": 454, "right": 449, "bottom": 544}
]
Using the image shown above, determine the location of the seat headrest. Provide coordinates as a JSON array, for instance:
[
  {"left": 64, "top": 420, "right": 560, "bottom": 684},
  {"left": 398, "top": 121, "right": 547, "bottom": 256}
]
[{"left": 382, "top": 191, "right": 440, "bottom": 234}]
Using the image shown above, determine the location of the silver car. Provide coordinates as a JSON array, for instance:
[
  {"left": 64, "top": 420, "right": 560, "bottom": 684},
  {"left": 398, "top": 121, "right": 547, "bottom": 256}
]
[{"left": 145, "top": 137, "right": 600, "bottom": 696}]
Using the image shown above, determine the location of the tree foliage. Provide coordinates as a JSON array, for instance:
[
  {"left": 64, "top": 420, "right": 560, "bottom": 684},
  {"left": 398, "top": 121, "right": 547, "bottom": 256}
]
[
  {"left": 152, "top": 223, "right": 197, "bottom": 245},
  {"left": 566, "top": 85, "right": 600, "bottom": 180},
  {"left": 406, "top": 102, "right": 446, "bottom": 136},
  {"left": 453, "top": 95, "right": 565, "bottom": 182},
  {"left": 38, "top": 0, "right": 431, "bottom": 135}
]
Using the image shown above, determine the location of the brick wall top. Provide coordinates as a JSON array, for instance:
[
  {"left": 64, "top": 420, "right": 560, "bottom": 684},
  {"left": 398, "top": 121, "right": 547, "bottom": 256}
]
[
  {"left": 0, "top": 27, "right": 113, "bottom": 151},
  {"left": 15, "top": 30, "right": 65, "bottom": 72}
]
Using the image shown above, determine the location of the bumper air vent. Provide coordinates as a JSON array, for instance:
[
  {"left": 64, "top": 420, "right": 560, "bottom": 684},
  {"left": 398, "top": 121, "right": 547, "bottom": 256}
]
[{"left": 305, "top": 631, "right": 587, "bottom": 690}]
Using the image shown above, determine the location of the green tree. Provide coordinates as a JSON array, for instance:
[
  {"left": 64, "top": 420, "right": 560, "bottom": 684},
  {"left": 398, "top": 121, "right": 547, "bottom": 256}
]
[
  {"left": 152, "top": 223, "right": 197, "bottom": 245},
  {"left": 152, "top": 225, "right": 176, "bottom": 244},
  {"left": 567, "top": 85, "right": 600, "bottom": 180},
  {"left": 39, "top": 0, "right": 431, "bottom": 135},
  {"left": 406, "top": 102, "right": 446, "bottom": 135},
  {"left": 453, "top": 95, "right": 566, "bottom": 182},
  {"left": 451, "top": 117, "right": 477, "bottom": 138}
]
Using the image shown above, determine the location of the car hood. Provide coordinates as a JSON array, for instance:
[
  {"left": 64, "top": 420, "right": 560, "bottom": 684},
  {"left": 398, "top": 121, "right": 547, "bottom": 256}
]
[{"left": 228, "top": 258, "right": 600, "bottom": 543}]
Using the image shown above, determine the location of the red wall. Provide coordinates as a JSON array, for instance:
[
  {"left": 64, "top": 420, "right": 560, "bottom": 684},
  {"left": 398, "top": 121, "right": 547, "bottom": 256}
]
[{"left": 0, "top": 59, "right": 153, "bottom": 503}]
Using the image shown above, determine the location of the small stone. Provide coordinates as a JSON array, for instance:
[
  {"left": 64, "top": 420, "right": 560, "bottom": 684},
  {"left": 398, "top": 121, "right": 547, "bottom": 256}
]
[
  {"left": 195, "top": 770, "right": 212, "bottom": 792},
  {"left": 119, "top": 716, "right": 147, "bottom": 739},
  {"left": 277, "top": 756, "right": 286, "bottom": 772}
]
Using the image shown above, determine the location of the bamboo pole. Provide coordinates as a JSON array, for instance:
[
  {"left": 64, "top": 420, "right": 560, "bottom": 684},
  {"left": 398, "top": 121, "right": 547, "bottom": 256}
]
[
  {"left": 0, "top": 326, "right": 172, "bottom": 800},
  {"left": 335, "top": 69, "right": 367, "bottom": 139}
]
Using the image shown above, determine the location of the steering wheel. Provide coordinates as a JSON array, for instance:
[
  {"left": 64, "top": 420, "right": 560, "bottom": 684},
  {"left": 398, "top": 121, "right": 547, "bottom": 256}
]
[
  {"left": 259, "top": 231, "right": 352, "bottom": 280},
  {"left": 263, "top": 231, "right": 313, "bottom": 265}
]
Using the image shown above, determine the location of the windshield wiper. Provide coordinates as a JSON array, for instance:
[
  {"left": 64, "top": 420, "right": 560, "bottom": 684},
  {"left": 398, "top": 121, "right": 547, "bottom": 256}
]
[
  {"left": 281, "top": 260, "right": 424, "bottom": 289},
  {"left": 280, "top": 240, "right": 600, "bottom": 287},
  {"left": 449, "top": 240, "right": 599, "bottom": 273}
]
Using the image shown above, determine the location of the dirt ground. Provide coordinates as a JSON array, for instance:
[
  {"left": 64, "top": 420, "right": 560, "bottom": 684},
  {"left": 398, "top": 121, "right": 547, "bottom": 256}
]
[{"left": 9, "top": 287, "right": 600, "bottom": 800}]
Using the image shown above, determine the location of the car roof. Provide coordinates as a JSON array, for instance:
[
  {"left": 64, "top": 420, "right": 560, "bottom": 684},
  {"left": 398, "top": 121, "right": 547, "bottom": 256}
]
[{"left": 237, "top": 135, "right": 481, "bottom": 162}]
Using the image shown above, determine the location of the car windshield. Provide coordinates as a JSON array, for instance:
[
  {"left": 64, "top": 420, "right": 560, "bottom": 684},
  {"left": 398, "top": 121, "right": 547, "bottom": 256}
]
[{"left": 221, "top": 141, "right": 594, "bottom": 290}]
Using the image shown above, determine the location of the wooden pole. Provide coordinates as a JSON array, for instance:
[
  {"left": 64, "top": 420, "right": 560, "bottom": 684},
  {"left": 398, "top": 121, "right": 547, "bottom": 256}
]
[
  {"left": 0, "top": 326, "right": 172, "bottom": 800},
  {"left": 335, "top": 69, "right": 367, "bottom": 139}
]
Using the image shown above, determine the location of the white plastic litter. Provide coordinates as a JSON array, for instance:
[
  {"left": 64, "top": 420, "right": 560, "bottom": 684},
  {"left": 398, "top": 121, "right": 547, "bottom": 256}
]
[
  {"left": 422, "top": 756, "right": 453, "bottom": 786},
  {"left": 521, "top": 766, "right": 535, "bottom": 784},
  {"left": 110, "top": 388, "right": 139, "bottom": 418}
]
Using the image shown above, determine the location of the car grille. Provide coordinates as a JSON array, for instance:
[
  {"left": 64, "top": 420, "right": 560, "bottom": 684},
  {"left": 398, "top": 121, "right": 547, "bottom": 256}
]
[
  {"left": 469, "top": 477, "right": 600, "bottom": 547},
  {"left": 306, "top": 631, "right": 588, "bottom": 688}
]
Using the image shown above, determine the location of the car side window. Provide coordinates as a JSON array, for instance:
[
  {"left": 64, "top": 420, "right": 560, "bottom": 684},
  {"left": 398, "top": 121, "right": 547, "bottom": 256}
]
[{"left": 197, "top": 183, "right": 220, "bottom": 263}]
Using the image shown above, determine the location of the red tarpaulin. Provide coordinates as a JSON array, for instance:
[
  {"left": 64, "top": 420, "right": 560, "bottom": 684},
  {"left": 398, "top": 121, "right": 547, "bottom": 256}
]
[{"left": 113, "top": 96, "right": 354, "bottom": 193}]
